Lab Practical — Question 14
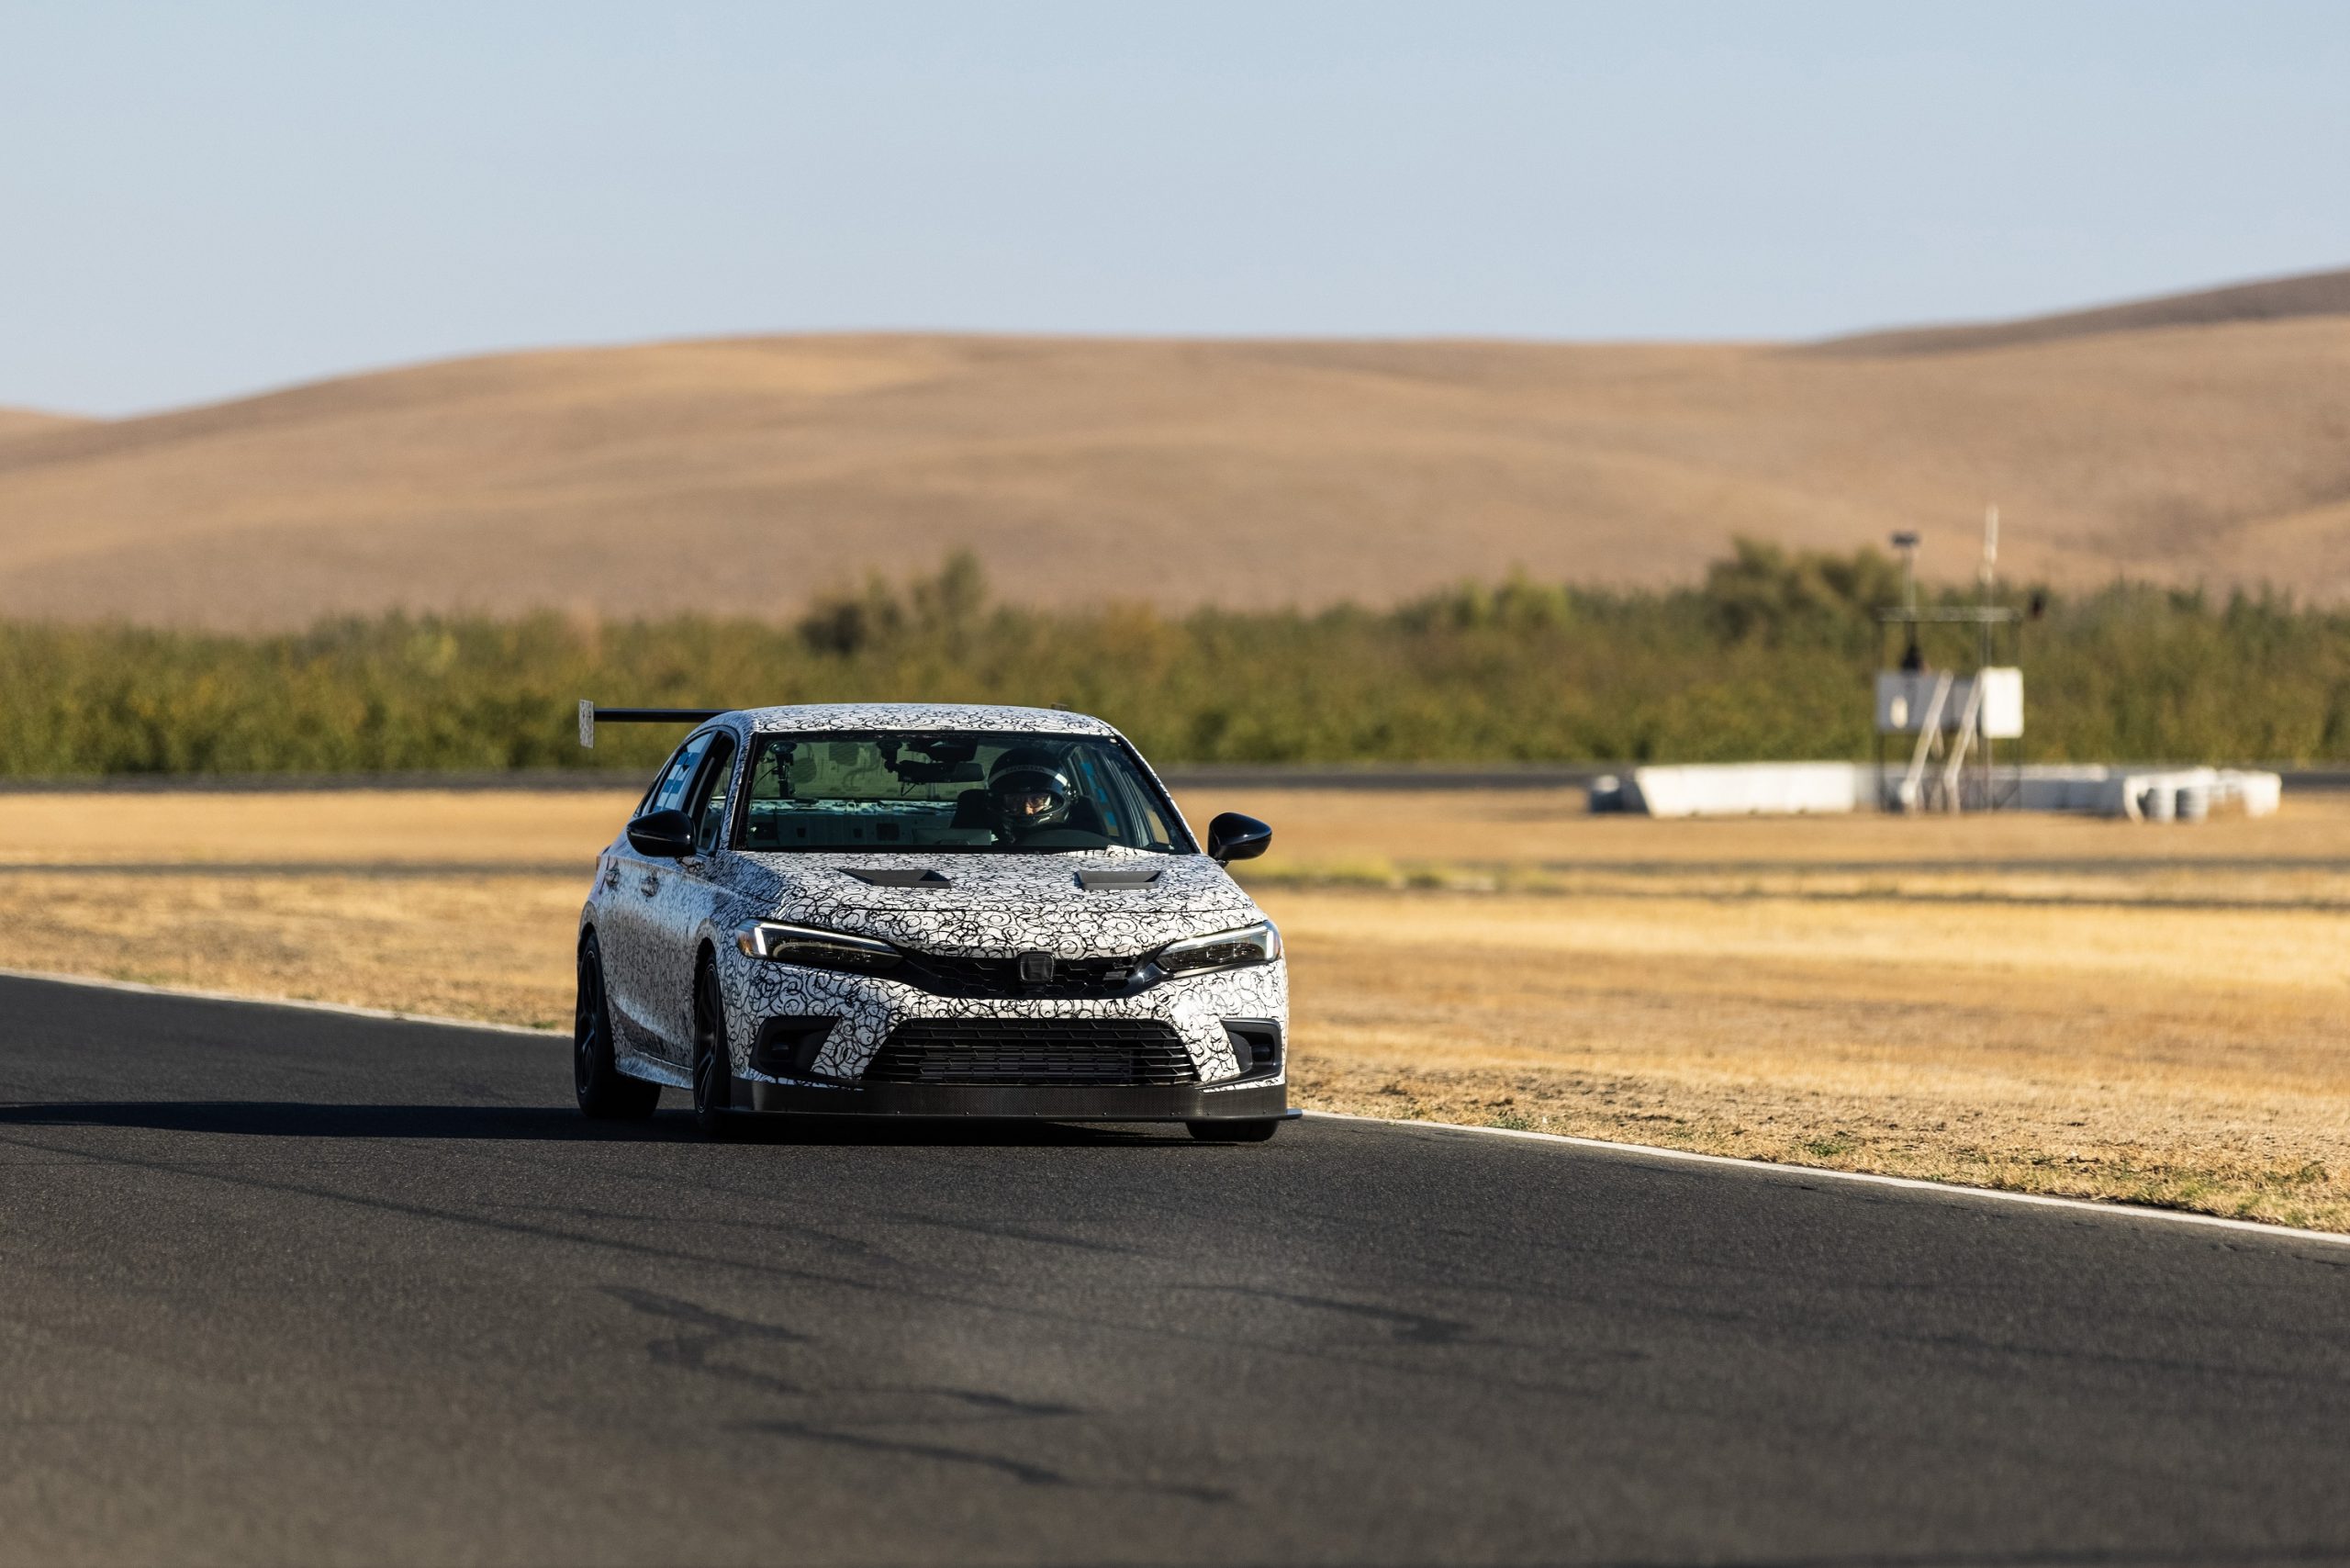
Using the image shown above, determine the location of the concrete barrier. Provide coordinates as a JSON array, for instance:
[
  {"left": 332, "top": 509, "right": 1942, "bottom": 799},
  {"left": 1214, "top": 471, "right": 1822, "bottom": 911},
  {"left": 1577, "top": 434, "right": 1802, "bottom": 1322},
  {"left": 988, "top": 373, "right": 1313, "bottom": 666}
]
[
  {"left": 1614, "top": 763, "right": 1864, "bottom": 819},
  {"left": 1592, "top": 762, "right": 2283, "bottom": 821}
]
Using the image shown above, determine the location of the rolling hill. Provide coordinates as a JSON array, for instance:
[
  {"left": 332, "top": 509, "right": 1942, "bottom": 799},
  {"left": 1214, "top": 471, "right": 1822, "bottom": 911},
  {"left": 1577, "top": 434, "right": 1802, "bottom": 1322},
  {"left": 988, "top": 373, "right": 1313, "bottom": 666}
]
[
  {"left": 0, "top": 408, "right": 90, "bottom": 442},
  {"left": 1815, "top": 264, "right": 2350, "bottom": 355},
  {"left": 2, "top": 270, "right": 2348, "bottom": 626}
]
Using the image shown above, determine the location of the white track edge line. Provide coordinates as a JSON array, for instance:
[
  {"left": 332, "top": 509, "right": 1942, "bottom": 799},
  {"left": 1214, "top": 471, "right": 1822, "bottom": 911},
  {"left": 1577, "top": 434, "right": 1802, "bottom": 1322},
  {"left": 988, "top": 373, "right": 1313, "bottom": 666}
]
[
  {"left": 0, "top": 966, "right": 565, "bottom": 1038},
  {"left": 6, "top": 965, "right": 2343, "bottom": 1249},
  {"left": 1304, "top": 1111, "right": 2350, "bottom": 1250}
]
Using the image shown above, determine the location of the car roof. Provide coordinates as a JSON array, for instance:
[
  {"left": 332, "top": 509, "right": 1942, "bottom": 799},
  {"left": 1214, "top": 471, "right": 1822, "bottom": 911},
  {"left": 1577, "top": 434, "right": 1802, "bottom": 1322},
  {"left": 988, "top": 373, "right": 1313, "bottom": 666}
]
[{"left": 733, "top": 701, "right": 1121, "bottom": 739}]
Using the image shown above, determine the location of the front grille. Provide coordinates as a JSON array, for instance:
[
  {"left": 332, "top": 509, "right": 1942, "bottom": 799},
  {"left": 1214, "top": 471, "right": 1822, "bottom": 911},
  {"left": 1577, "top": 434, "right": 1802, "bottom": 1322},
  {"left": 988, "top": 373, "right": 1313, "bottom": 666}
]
[
  {"left": 897, "top": 950, "right": 1149, "bottom": 1001},
  {"left": 863, "top": 1019, "right": 1197, "bottom": 1086}
]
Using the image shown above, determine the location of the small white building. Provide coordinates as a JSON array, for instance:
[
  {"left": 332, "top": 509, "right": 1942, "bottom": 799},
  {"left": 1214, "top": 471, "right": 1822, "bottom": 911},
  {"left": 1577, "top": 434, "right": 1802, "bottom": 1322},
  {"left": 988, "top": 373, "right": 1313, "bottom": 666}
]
[{"left": 1874, "top": 667, "right": 2023, "bottom": 741}]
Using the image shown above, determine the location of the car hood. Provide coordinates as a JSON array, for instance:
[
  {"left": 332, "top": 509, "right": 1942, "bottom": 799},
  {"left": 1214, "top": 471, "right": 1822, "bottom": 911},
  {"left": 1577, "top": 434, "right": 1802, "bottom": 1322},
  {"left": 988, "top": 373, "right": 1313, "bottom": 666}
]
[{"left": 720, "top": 848, "right": 1264, "bottom": 955}]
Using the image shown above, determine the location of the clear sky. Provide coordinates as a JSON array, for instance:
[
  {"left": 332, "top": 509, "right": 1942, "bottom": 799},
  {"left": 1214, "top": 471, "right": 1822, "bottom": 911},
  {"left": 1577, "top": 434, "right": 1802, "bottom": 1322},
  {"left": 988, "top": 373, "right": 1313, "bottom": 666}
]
[{"left": 6, "top": 0, "right": 2347, "bottom": 415}]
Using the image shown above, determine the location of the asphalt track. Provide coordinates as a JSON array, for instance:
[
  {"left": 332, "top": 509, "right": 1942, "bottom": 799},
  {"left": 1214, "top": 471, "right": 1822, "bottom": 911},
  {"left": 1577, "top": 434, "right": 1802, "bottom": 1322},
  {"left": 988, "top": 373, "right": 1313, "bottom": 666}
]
[{"left": 4, "top": 976, "right": 2349, "bottom": 1567}]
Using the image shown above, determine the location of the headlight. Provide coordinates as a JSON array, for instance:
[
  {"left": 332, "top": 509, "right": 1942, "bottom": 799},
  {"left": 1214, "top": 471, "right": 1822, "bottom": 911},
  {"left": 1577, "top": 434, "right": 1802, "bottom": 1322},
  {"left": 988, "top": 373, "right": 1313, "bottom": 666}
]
[
  {"left": 1156, "top": 920, "right": 1281, "bottom": 975},
  {"left": 734, "top": 921, "right": 901, "bottom": 974}
]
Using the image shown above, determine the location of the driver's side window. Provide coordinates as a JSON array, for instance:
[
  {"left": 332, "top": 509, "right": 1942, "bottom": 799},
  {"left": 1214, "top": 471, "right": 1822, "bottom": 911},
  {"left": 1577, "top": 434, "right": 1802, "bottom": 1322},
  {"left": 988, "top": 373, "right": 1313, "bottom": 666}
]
[
  {"left": 643, "top": 733, "right": 714, "bottom": 817},
  {"left": 690, "top": 736, "right": 737, "bottom": 856}
]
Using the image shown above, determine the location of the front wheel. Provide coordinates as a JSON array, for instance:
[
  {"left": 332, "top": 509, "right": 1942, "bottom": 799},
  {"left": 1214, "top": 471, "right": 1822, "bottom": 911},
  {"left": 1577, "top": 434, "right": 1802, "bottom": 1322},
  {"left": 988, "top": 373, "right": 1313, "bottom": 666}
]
[
  {"left": 1187, "top": 1119, "right": 1281, "bottom": 1144},
  {"left": 576, "top": 935, "right": 660, "bottom": 1120},
  {"left": 691, "top": 961, "right": 738, "bottom": 1139}
]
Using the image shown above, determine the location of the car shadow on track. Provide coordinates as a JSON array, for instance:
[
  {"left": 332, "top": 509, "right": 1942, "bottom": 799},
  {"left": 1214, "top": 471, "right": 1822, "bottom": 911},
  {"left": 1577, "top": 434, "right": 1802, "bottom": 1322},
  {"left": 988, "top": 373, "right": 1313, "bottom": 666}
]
[{"left": 0, "top": 1101, "right": 1194, "bottom": 1146}]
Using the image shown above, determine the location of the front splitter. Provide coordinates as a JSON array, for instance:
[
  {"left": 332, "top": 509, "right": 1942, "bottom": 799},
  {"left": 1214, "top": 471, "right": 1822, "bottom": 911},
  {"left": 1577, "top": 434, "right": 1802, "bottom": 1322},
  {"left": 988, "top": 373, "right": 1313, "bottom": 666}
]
[{"left": 741, "top": 1079, "right": 1290, "bottom": 1121}]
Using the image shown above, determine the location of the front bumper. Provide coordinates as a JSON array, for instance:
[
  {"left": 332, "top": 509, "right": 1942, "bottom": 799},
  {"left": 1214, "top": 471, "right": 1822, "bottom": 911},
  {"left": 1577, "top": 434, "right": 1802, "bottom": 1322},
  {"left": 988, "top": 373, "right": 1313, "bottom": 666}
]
[
  {"left": 737, "top": 1078, "right": 1290, "bottom": 1121},
  {"left": 717, "top": 941, "right": 1290, "bottom": 1100}
]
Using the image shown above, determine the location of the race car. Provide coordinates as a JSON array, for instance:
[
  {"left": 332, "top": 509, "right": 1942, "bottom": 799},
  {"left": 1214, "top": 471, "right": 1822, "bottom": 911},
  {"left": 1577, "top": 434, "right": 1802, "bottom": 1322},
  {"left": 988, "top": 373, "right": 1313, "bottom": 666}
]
[{"left": 571, "top": 701, "right": 1290, "bottom": 1140}]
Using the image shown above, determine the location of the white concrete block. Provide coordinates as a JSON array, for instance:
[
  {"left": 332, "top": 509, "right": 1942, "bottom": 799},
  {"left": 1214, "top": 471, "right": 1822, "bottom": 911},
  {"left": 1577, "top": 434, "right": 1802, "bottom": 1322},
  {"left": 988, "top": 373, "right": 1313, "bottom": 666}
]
[{"left": 1624, "top": 763, "right": 1862, "bottom": 818}]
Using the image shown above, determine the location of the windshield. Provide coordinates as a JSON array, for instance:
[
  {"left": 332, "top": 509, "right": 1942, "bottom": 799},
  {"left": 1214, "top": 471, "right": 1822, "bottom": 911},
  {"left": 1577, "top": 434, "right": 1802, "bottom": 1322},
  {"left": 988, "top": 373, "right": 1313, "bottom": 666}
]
[{"left": 736, "top": 732, "right": 1192, "bottom": 855}]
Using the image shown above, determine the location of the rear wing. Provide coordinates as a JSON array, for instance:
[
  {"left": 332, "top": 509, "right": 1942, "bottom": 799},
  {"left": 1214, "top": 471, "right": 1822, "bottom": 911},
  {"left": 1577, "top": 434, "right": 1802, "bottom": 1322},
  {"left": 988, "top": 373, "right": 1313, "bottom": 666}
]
[{"left": 577, "top": 700, "right": 728, "bottom": 749}]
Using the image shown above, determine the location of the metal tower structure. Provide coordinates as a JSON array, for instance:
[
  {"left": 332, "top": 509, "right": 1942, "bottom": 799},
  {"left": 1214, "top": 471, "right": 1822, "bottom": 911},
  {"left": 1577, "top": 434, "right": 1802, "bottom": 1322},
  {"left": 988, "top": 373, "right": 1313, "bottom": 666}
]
[{"left": 1874, "top": 510, "right": 2024, "bottom": 812}]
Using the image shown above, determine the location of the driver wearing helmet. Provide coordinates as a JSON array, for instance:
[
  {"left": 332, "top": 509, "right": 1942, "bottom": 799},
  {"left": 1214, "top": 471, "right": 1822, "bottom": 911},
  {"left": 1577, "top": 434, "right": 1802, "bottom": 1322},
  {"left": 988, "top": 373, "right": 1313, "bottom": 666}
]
[{"left": 987, "top": 747, "right": 1077, "bottom": 841}]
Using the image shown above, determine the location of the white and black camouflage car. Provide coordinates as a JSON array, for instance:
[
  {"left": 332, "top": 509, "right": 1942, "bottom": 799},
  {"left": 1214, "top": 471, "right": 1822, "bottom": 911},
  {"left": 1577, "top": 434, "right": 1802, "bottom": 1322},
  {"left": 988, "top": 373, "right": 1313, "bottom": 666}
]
[{"left": 572, "top": 701, "right": 1291, "bottom": 1141}]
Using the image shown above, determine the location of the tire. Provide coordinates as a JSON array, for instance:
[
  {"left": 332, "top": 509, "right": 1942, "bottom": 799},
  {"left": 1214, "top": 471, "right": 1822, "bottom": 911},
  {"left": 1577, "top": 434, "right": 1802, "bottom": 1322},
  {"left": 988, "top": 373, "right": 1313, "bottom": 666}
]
[
  {"left": 576, "top": 934, "right": 660, "bottom": 1120},
  {"left": 1187, "top": 1119, "right": 1281, "bottom": 1144},
  {"left": 691, "top": 958, "right": 738, "bottom": 1139}
]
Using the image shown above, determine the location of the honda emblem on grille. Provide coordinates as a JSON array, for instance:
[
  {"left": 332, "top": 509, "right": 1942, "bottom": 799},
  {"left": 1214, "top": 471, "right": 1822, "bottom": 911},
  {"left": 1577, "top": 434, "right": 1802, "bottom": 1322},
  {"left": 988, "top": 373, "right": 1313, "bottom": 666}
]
[{"left": 1016, "top": 950, "right": 1055, "bottom": 984}]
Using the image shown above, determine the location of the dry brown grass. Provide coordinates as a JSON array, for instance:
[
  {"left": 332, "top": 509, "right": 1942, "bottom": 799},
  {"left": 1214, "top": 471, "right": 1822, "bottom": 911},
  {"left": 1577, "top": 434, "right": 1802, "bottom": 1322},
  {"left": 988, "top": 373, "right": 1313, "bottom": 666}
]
[
  {"left": 1268, "top": 891, "right": 2350, "bottom": 1226},
  {"left": 6, "top": 316, "right": 2350, "bottom": 627},
  {"left": 4, "top": 869, "right": 583, "bottom": 1030},
  {"left": 6, "top": 785, "right": 2350, "bottom": 1228},
  {"left": 3, "top": 788, "right": 638, "bottom": 870},
  {"left": 0, "top": 790, "right": 636, "bottom": 1028}
]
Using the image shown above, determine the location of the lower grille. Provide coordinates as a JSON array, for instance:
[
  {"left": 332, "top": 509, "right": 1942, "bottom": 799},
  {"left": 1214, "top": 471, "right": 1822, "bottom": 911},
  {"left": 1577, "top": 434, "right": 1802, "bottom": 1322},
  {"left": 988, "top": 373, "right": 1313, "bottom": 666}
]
[{"left": 863, "top": 1019, "right": 1197, "bottom": 1087}]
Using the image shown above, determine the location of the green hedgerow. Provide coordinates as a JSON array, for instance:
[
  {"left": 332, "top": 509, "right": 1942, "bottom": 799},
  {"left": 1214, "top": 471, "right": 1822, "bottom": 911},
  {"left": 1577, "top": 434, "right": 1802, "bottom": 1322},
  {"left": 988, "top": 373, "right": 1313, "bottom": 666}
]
[{"left": 0, "top": 546, "right": 2340, "bottom": 777}]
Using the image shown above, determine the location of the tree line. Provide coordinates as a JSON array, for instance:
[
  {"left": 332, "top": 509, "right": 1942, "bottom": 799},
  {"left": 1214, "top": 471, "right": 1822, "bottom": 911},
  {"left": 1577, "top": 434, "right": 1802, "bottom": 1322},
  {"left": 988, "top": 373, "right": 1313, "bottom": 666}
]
[{"left": 0, "top": 543, "right": 2338, "bottom": 776}]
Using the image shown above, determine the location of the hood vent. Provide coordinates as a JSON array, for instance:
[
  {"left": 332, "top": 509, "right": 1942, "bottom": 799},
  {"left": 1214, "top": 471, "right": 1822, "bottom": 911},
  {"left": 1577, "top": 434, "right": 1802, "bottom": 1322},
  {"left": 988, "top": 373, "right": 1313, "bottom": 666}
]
[
  {"left": 842, "top": 868, "right": 951, "bottom": 888},
  {"left": 1077, "top": 867, "right": 1164, "bottom": 890}
]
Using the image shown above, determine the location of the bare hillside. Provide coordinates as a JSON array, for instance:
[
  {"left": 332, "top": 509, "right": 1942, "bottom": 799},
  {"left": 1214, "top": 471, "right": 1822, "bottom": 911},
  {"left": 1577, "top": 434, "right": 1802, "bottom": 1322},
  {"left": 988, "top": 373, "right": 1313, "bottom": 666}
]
[
  {"left": 1817, "top": 265, "right": 2350, "bottom": 355},
  {"left": 2, "top": 310, "right": 2348, "bottom": 626},
  {"left": 0, "top": 408, "right": 88, "bottom": 443}
]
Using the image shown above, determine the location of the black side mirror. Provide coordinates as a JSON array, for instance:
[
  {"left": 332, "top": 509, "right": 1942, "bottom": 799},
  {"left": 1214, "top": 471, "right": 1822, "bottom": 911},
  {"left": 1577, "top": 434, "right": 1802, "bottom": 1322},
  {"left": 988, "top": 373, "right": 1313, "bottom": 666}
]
[
  {"left": 627, "top": 808, "right": 697, "bottom": 859},
  {"left": 1205, "top": 812, "right": 1271, "bottom": 865}
]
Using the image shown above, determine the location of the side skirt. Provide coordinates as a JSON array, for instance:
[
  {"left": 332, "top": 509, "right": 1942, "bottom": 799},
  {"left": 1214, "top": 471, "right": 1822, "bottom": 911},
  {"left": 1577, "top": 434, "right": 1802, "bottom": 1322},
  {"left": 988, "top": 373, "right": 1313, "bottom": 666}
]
[{"left": 617, "top": 1048, "right": 693, "bottom": 1090}]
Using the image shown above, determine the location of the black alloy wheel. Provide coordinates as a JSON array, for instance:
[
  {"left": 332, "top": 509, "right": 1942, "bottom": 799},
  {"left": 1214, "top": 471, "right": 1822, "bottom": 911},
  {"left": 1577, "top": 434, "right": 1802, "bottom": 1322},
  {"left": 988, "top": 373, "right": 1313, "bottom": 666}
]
[
  {"left": 1187, "top": 1119, "right": 1281, "bottom": 1143},
  {"left": 575, "top": 934, "right": 660, "bottom": 1119},
  {"left": 691, "top": 960, "right": 737, "bottom": 1138}
]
